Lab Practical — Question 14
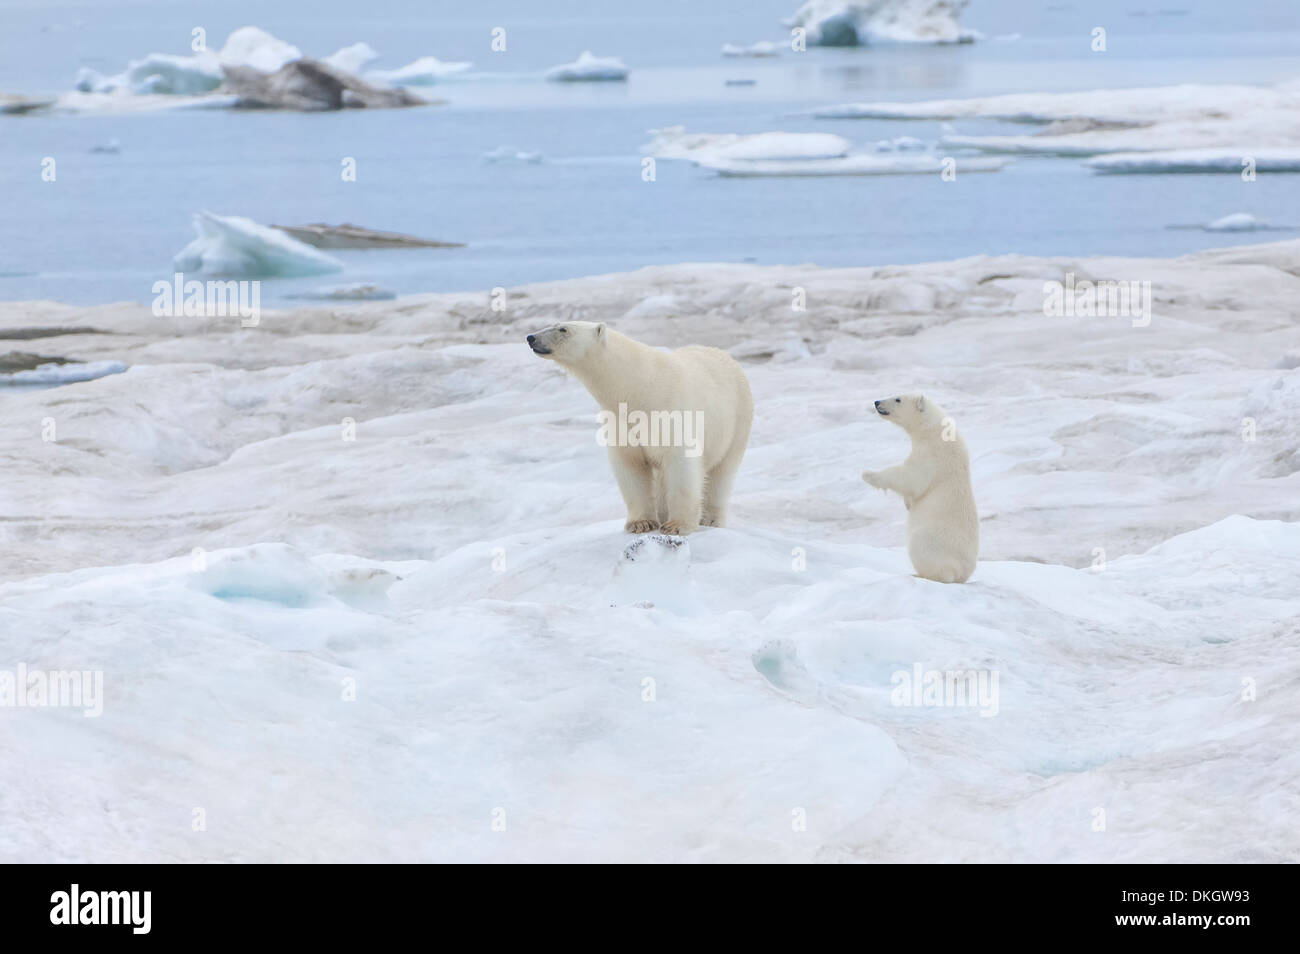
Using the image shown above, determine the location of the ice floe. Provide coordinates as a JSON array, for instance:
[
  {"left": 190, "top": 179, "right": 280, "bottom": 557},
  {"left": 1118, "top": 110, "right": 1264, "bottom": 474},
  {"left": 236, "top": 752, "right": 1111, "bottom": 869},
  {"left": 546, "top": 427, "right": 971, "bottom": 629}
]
[
  {"left": 544, "top": 51, "right": 629, "bottom": 82},
  {"left": 366, "top": 56, "right": 474, "bottom": 86},
  {"left": 173, "top": 211, "right": 344, "bottom": 277},
  {"left": 1085, "top": 148, "right": 1300, "bottom": 174},
  {"left": 699, "top": 154, "right": 1008, "bottom": 176},
  {"left": 645, "top": 127, "right": 851, "bottom": 162},
  {"left": 817, "top": 78, "right": 1300, "bottom": 157},
  {"left": 721, "top": 41, "right": 780, "bottom": 57}
]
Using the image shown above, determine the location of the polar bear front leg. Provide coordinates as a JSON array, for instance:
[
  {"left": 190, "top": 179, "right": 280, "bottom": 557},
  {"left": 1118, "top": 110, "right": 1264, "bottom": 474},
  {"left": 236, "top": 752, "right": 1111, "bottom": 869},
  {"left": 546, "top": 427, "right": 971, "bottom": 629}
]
[
  {"left": 659, "top": 453, "right": 703, "bottom": 536},
  {"left": 609, "top": 447, "right": 658, "bottom": 533},
  {"left": 862, "top": 464, "right": 928, "bottom": 508}
]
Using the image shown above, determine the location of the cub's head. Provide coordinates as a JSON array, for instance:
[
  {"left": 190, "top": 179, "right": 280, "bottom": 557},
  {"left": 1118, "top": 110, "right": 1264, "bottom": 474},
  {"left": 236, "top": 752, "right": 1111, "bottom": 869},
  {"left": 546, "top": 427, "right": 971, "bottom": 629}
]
[
  {"left": 526, "top": 321, "right": 607, "bottom": 365},
  {"left": 873, "top": 393, "right": 942, "bottom": 434}
]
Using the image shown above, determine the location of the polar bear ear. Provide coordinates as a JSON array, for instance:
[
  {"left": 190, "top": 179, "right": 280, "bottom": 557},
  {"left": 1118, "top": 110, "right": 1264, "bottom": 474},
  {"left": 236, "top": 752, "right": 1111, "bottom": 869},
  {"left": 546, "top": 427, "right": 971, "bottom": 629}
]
[
  {"left": 596, "top": 323, "right": 607, "bottom": 343},
  {"left": 914, "top": 395, "right": 926, "bottom": 412}
]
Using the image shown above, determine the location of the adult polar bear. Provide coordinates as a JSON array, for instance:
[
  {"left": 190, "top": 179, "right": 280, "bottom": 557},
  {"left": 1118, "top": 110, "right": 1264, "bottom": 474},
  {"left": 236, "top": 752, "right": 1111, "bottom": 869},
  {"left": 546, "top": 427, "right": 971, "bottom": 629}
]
[{"left": 527, "top": 321, "right": 753, "bottom": 535}]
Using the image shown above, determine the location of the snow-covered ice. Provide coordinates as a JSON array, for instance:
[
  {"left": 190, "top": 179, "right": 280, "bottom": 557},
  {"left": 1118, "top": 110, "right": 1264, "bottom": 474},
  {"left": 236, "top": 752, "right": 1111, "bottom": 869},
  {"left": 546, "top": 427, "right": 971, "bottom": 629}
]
[
  {"left": 2, "top": 241, "right": 1298, "bottom": 861},
  {"left": 545, "top": 52, "right": 629, "bottom": 82},
  {"left": 784, "top": 0, "right": 977, "bottom": 47},
  {"left": 172, "top": 211, "right": 344, "bottom": 277}
]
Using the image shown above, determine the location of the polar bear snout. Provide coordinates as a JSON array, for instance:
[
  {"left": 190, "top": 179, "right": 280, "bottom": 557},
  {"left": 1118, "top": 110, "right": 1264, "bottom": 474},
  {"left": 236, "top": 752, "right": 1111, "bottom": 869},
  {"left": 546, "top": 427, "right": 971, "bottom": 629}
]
[
  {"left": 874, "top": 399, "right": 890, "bottom": 416},
  {"left": 526, "top": 333, "right": 552, "bottom": 356}
]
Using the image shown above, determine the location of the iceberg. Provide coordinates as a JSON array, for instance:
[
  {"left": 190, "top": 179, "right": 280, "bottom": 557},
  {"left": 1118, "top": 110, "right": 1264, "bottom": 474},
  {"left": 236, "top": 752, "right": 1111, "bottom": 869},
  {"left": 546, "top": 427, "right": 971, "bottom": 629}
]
[
  {"left": 699, "top": 154, "right": 1008, "bottom": 176},
  {"left": 172, "top": 211, "right": 344, "bottom": 277},
  {"left": 784, "top": 0, "right": 977, "bottom": 47},
  {"left": 545, "top": 51, "right": 628, "bottom": 82},
  {"left": 366, "top": 56, "right": 473, "bottom": 86},
  {"left": 645, "top": 127, "right": 851, "bottom": 162},
  {"left": 1085, "top": 148, "right": 1300, "bottom": 174}
]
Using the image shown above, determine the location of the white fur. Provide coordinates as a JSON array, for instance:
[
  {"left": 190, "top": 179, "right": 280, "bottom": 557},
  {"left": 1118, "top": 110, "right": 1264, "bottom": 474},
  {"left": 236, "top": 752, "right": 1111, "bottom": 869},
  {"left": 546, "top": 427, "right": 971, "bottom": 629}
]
[
  {"left": 862, "top": 393, "right": 978, "bottom": 583},
  {"left": 528, "top": 321, "right": 754, "bottom": 535}
]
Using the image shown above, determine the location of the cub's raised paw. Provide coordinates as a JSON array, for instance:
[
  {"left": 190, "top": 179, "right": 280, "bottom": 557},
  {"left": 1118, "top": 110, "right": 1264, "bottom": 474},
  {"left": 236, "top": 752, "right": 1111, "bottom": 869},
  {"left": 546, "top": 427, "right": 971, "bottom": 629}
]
[
  {"left": 861, "top": 469, "right": 880, "bottom": 486},
  {"left": 625, "top": 519, "right": 659, "bottom": 534}
]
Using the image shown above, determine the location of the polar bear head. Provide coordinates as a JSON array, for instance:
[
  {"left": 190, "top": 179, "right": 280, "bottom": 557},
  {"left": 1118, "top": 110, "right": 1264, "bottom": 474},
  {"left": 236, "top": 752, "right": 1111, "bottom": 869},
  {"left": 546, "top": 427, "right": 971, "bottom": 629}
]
[
  {"left": 527, "top": 321, "right": 607, "bottom": 366},
  {"left": 873, "top": 393, "right": 944, "bottom": 435}
]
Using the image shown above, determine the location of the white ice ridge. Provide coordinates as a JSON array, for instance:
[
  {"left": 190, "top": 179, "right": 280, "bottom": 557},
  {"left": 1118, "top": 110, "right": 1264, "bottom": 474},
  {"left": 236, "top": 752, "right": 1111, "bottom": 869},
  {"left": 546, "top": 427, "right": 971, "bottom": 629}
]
[
  {"left": 699, "top": 154, "right": 1007, "bottom": 176},
  {"left": 784, "top": 0, "right": 977, "bottom": 47},
  {"left": 172, "top": 211, "right": 344, "bottom": 277},
  {"left": 644, "top": 127, "right": 851, "bottom": 161},
  {"left": 545, "top": 51, "right": 629, "bottom": 82},
  {"left": 816, "top": 78, "right": 1300, "bottom": 156}
]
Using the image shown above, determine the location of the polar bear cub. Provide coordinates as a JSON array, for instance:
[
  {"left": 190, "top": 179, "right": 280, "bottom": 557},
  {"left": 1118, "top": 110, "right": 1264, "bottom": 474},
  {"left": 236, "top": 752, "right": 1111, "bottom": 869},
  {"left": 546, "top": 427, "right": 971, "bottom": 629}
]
[
  {"left": 861, "top": 393, "right": 978, "bottom": 583},
  {"left": 527, "top": 321, "right": 753, "bottom": 535}
]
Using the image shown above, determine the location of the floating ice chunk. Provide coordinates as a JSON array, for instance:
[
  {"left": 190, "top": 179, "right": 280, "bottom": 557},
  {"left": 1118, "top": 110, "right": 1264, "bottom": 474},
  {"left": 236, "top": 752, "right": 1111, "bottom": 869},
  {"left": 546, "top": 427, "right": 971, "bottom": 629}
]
[
  {"left": 545, "top": 51, "right": 628, "bottom": 82},
  {"left": 1086, "top": 148, "right": 1300, "bottom": 174},
  {"left": 784, "top": 0, "right": 978, "bottom": 47},
  {"left": 699, "top": 154, "right": 1008, "bottom": 176},
  {"left": 366, "top": 55, "right": 473, "bottom": 86},
  {"left": 483, "top": 145, "right": 544, "bottom": 164},
  {"left": 645, "top": 126, "right": 851, "bottom": 161},
  {"left": 1204, "top": 213, "right": 1269, "bottom": 232},
  {"left": 721, "top": 41, "right": 780, "bottom": 57},
  {"left": 173, "top": 211, "right": 343, "bottom": 278},
  {"left": 322, "top": 42, "right": 380, "bottom": 75},
  {"left": 874, "top": 135, "right": 927, "bottom": 152},
  {"left": 217, "top": 26, "right": 302, "bottom": 73}
]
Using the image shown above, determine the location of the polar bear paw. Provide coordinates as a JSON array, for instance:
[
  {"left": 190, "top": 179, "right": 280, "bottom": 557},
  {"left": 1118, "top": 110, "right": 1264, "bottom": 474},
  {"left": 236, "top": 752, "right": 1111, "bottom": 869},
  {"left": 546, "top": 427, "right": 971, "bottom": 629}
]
[
  {"left": 659, "top": 519, "right": 697, "bottom": 536},
  {"left": 625, "top": 518, "right": 659, "bottom": 534}
]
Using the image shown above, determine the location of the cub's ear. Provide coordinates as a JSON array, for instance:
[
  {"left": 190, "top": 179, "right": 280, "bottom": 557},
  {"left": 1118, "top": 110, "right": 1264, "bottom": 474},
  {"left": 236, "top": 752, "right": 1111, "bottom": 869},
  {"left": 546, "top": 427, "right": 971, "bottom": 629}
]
[
  {"left": 914, "top": 395, "right": 926, "bottom": 412},
  {"left": 596, "top": 322, "right": 607, "bottom": 342}
]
